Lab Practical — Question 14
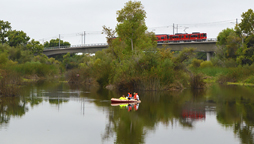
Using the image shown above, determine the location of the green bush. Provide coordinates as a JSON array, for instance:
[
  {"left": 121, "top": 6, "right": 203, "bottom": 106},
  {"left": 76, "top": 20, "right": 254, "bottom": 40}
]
[
  {"left": 7, "top": 62, "right": 59, "bottom": 77},
  {"left": 224, "top": 59, "right": 238, "bottom": 68},
  {"left": 244, "top": 75, "right": 254, "bottom": 83},
  {"left": 191, "top": 58, "right": 203, "bottom": 68},
  {"left": 200, "top": 61, "right": 213, "bottom": 68}
]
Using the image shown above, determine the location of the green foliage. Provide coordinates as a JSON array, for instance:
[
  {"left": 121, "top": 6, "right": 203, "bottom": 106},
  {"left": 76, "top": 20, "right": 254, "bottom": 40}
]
[
  {"left": 217, "top": 28, "right": 235, "bottom": 46},
  {"left": 239, "top": 9, "right": 254, "bottom": 35},
  {"left": 173, "top": 48, "right": 196, "bottom": 64},
  {"left": 194, "top": 67, "right": 227, "bottom": 77},
  {"left": 33, "top": 54, "right": 49, "bottom": 64},
  {"left": 7, "top": 30, "right": 30, "bottom": 47},
  {"left": 190, "top": 73, "right": 205, "bottom": 89},
  {"left": 195, "top": 52, "right": 207, "bottom": 60},
  {"left": 27, "top": 39, "right": 44, "bottom": 54},
  {"left": 191, "top": 58, "right": 203, "bottom": 68},
  {"left": 0, "top": 52, "right": 8, "bottom": 65},
  {"left": 44, "top": 38, "right": 71, "bottom": 47},
  {"left": 63, "top": 52, "right": 71, "bottom": 69},
  {"left": 244, "top": 75, "right": 254, "bottom": 83},
  {"left": 93, "top": 50, "right": 113, "bottom": 87},
  {"left": 0, "top": 20, "right": 12, "bottom": 44},
  {"left": 115, "top": 1, "right": 156, "bottom": 52},
  {"left": 216, "top": 28, "right": 241, "bottom": 59},
  {"left": 224, "top": 58, "right": 238, "bottom": 67},
  {"left": 0, "top": 70, "right": 20, "bottom": 96},
  {"left": 9, "top": 61, "right": 59, "bottom": 77},
  {"left": 200, "top": 61, "right": 213, "bottom": 68},
  {"left": 62, "top": 52, "right": 82, "bottom": 70}
]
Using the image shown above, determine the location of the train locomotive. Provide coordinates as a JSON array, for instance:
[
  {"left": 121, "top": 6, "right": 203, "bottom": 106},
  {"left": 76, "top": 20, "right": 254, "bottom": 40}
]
[{"left": 156, "top": 32, "right": 207, "bottom": 43}]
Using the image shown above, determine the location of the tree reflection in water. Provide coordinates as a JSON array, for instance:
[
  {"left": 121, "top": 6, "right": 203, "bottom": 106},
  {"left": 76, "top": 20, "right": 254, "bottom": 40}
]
[
  {"left": 102, "top": 86, "right": 254, "bottom": 144},
  {"left": 0, "top": 81, "right": 71, "bottom": 129},
  {"left": 0, "top": 97, "right": 28, "bottom": 129},
  {"left": 1, "top": 82, "right": 254, "bottom": 144}
]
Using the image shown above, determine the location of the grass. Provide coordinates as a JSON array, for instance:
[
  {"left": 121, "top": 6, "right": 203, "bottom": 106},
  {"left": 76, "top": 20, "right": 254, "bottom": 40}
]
[
  {"left": 192, "top": 65, "right": 254, "bottom": 85},
  {"left": 227, "top": 82, "right": 254, "bottom": 86}
]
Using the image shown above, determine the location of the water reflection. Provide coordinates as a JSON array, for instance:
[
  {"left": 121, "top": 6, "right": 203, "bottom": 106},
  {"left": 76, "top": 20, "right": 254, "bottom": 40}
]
[
  {"left": 111, "top": 103, "right": 140, "bottom": 112},
  {"left": 0, "top": 82, "right": 254, "bottom": 144},
  {"left": 0, "top": 97, "right": 28, "bottom": 129}
]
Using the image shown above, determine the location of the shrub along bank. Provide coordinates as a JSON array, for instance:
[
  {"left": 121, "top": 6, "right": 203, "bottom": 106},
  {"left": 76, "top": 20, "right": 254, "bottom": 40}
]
[{"left": 0, "top": 44, "right": 61, "bottom": 96}]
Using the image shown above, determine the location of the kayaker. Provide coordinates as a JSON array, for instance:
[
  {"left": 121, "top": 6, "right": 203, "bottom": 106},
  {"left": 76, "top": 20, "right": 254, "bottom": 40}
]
[
  {"left": 128, "top": 93, "right": 132, "bottom": 100},
  {"left": 119, "top": 95, "right": 125, "bottom": 100},
  {"left": 136, "top": 93, "right": 139, "bottom": 101},
  {"left": 133, "top": 92, "right": 137, "bottom": 100}
]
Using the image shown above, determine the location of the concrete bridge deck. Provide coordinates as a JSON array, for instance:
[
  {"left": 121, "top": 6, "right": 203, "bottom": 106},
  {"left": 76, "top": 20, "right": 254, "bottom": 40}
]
[{"left": 43, "top": 41, "right": 217, "bottom": 60}]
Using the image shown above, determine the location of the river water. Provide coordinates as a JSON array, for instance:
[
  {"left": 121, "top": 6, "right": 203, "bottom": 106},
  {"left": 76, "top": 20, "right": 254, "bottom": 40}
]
[{"left": 0, "top": 81, "right": 254, "bottom": 144}]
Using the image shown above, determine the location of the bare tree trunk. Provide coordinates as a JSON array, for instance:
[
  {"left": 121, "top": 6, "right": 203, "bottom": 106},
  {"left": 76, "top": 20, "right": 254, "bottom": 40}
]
[{"left": 131, "top": 38, "right": 133, "bottom": 52}]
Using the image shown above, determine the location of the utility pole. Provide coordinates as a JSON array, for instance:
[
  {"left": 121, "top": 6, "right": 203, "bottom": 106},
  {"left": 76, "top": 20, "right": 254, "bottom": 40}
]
[
  {"left": 59, "top": 34, "right": 60, "bottom": 48},
  {"left": 177, "top": 24, "right": 178, "bottom": 33},
  {"left": 84, "top": 31, "right": 86, "bottom": 45},
  {"left": 173, "top": 23, "right": 174, "bottom": 35},
  {"left": 236, "top": 18, "right": 238, "bottom": 25}
]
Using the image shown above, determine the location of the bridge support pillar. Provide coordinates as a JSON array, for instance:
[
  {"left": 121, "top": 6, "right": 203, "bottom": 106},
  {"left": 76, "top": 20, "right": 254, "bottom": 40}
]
[{"left": 206, "top": 52, "right": 213, "bottom": 61}]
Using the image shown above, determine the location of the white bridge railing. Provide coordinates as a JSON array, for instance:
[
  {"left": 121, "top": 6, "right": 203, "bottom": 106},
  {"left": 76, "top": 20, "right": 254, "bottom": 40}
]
[{"left": 44, "top": 43, "right": 108, "bottom": 50}]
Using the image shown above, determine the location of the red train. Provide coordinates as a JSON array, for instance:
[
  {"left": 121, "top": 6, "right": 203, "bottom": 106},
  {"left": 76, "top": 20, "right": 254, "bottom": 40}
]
[{"left": 156, "top": 32, "right": 207, "bottom": 43}]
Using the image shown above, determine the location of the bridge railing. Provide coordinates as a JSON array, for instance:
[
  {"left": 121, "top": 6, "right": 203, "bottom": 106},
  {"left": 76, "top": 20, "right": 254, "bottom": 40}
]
[
  {"left": 44, "top": 43, "right": 108, "bottom": 50},
  {"left": 43, "top": 38, "right": 217, "bottom": 50},
  {"left": 206, "top": 38, "right": 217, "bottom": 41}
]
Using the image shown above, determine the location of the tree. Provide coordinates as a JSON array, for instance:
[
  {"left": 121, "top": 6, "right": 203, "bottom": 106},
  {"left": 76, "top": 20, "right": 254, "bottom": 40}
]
[
  {"left": 236, "top": 9, "right": 254, "bottom": 65},
  {"left": 0, "top": 20, "right": 12, "bottom": 44},
  {"left": 44, "top": 38, "right": 70, "bottom": 47},
  {"left": 102, "top": 26, "right": 120, "bottom": 60},
  {"left": 7, "top": 30, "right": 30, "bottom": 47},
  {"left": 63, "top": 52, "right": 71, "bottom": 69},
  {"left": 115, "top": 1, "right": 156, "bottom": 53},
  {"left": 239, "top": 9, "right": 254, "bottom": 36},
  {"left": 26, "top": 39, "right": 44, "bottom": 54},
  {"left": 216, "top": 28, "right": 241, "bottom": 59}
]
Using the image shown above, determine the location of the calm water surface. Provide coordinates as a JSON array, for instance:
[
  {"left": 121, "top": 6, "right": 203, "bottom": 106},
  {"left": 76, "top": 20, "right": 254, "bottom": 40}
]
[{"left": 0, "top": 81, "right": 254, "bottom": 144}]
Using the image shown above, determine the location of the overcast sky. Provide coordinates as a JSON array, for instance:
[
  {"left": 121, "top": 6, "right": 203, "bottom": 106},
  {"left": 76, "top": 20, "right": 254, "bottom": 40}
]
[{"left": 1, "top": 0, "right": 254, "bottom": 45}]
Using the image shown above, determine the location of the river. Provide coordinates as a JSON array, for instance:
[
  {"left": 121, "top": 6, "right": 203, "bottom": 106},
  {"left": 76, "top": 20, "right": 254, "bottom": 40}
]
[{"left": 0, "top": 81, "right": 254, "bottom": 144}]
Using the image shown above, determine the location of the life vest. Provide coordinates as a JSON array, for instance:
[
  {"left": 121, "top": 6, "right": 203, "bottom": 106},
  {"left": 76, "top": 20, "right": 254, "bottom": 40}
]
[
  {"left": 129, "top": 93, "right": 132, "bottom": 98},
  {"left": 134, "top": 93, "right": 137, "bottom": 99}
]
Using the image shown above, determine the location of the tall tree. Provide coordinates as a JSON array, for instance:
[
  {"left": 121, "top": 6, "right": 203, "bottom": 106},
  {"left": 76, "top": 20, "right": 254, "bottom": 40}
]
[
  {"left": 239, "top": 9, "right": 254, "bottom": 36},
  {"left": 0, "top": 20, "right": 12, "bottom": 44},
  {"left": 216, "top": 28, "right": 241, "bottom": 59},
  {"left": 7, "top": 30, "right": 30, "bottom": 47},
  {"left": 237, "top": 9, "right": 254, "bottom": 65},
  {"left": 115, "top": 1, "right": 156, "bottom": 52}
]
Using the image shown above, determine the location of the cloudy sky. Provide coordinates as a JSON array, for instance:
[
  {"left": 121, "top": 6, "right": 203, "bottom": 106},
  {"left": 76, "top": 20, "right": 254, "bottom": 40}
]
[{"left": 1, "top": 0, "right": 253, "bottom": 45}]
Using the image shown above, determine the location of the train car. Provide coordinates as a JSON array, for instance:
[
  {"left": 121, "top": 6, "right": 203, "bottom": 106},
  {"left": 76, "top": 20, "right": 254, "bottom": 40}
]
[
  {"left": 156, "top": 32, "right": 207, "bottom": 43},
  {"left": 156, "top": 34, "right": 170, "bottom": 43}
]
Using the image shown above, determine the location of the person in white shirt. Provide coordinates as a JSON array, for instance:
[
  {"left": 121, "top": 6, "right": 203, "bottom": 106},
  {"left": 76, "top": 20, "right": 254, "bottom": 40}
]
[{"left": 136, "top": 94, "right": 139, "bottom": 101}]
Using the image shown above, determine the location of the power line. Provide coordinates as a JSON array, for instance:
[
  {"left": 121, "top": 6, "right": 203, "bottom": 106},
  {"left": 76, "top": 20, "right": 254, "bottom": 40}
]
[
  {"left": 148, "top": 19, "right": 236, "bottom": 30},
  {"left": 37, "top": 19, "right": 238, "bottom": 44}
]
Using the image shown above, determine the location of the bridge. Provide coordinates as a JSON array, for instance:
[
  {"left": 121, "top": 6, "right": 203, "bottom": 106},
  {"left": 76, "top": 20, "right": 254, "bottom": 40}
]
[{"left": 43, "top": 40, "right": 217, "bottom": 61}]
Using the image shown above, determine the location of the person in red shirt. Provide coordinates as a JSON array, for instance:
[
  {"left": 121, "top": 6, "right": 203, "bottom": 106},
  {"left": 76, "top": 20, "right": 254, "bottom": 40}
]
[
  {"left": 133, "top": 92, "right": 137, "bottom": 100},
  {"left": 128, "top": 93, "right": 132, "bottom": 100}
]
